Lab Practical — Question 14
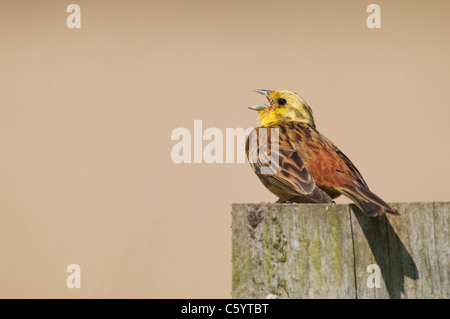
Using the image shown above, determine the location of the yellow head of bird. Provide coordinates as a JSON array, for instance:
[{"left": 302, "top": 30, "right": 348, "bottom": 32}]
[{"left": 250, "top": 89, "right": 315, "bottom": 128}]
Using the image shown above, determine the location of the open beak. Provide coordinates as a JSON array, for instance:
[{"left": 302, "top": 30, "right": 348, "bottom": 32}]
[
  {"left": 253, "top": 89, "right": 271, "bottom": 96},
  {"left": 248, "top": 104, "right": 267, "bottom": 111},
  {"left": 249, "top": 89, "right": 272, "bottom": 111}
]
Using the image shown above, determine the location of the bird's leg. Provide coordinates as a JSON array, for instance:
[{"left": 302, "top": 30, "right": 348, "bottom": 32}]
[{"left": 276, "top": 198, "right": 288, "bottom": 203}]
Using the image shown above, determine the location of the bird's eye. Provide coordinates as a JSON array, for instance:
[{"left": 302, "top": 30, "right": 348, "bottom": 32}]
[{"left": 277, "top": 98, "right": 287, "bottom": 106}]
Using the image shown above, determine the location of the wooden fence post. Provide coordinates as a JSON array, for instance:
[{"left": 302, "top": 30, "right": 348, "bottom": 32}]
[{"left": 231, "top": 202, "right": 449, "bottom": 299}]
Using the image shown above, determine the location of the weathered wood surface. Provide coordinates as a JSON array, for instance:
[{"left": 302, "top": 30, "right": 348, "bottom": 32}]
[{"left": 231, "top": 202, "right": 449, "bottom": 299}]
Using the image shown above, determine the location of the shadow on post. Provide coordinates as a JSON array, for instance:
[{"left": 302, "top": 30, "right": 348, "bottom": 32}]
[{"left": 351, "top": 205, "right": 419, "bottom": 299}]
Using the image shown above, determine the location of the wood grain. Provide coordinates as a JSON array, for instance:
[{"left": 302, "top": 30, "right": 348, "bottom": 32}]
[{"left": 231, "top": 202, "right": 449, "bottom": 299}]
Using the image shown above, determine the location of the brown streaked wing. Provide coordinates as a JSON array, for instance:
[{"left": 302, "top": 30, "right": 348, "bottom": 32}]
[
  {"left": 320, "top": 135, "right": 369, "bottom": 189},
  {"left": 246, "top": 126, "right": 317, "bottom": 197}
]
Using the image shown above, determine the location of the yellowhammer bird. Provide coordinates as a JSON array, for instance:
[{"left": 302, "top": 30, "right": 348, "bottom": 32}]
[{"left": 246, "top": 89, "right": 399, "bottom": 217}]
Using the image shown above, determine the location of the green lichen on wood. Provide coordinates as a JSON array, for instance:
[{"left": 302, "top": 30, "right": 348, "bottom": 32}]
[
  {"left": 231, "top": 249, "right": 253, "bottom": 292},
  {"left": 310, "top": 235, "right": 323, "bottom": 290},
  {"left": 262, "top": 226, "right": 272, "bottom": 284},
  {"left": 329, "top": 208, "right": 343, "bottom": 284},
  {"left": 296, "top": 219, "right": 307, "bottom": 271}
]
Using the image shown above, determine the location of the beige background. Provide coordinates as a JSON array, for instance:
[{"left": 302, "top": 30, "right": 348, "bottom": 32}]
[{"left": 0, "top": 0, "right": 449, "bottom": 298}]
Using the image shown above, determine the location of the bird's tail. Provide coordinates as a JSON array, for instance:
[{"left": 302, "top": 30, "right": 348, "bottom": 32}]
[{"left": 338, "top": 184, "right": 400, "bottom": 217}]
